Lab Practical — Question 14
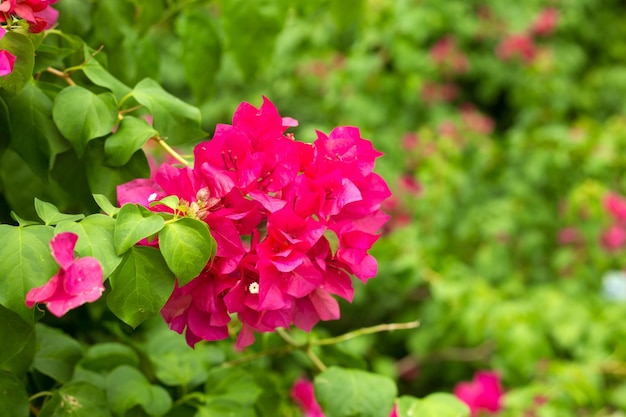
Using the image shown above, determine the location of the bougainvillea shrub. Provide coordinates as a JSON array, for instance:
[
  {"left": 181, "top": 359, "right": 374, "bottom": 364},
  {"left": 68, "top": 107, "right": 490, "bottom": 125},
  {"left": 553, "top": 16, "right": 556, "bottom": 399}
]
[{"left": 2, "top": 0, "right": 626, "bottom": 416}]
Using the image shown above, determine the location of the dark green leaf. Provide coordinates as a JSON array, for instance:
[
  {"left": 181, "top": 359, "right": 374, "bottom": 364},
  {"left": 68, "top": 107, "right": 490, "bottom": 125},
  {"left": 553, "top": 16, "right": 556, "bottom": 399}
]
[
  {"left": 0, "top": 371, "right": 29, "bottom": 417},
  {"left": 80, "top": 343, "right": 139, "bottom": 373},
  {"left": 114, "top": 204, "right": 165, "bottom": 255},
  {"left": 158, "top": 217, "right": 215, "bottom": 286},
  {"left": 52, "top": 86, "right": 117, "bottom": 156},
  {"left": 35, "top": 198, "right": 85, "bottom": 226},
  {"left": 314, "top": 366, "right": 397, "bottom": 417},
  {"left": 131, "top": 78, "right": 206, "bottom": 145},
  {"left": 0, "top": 224, "right": 57, "bottom": 323},
  {"left": 105, "top": 116, "right": 157, "bottom": 166},
  {"left": 55, "top": 214, "right": 122, "bottom": 278},
  {"left": 39, "top": 382, "right": 111, "bottom": 417},
  {"left": 106, "top": 365, "right": 172, "bottom": 416},
  {"left": 0, "top": 305, "right": 35, "bottom": 377},
  {"left": 33, "top": 324, "right": 83, "bottom": 383},
  {"left": 107, "top": 246, "right": 175, "bottom": 328},
  {"left": 6, "top": 81, "right": 69, "bottom": 178},
  {"left": 175, "top": 9, "right": 221, "bottom": 103},
  {"left": 84, "top": 138, "right": 150, "bottom": 205}
]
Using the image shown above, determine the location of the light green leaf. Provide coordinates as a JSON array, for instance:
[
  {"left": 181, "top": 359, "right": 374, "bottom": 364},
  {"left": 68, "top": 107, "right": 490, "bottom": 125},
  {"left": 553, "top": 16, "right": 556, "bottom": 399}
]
[
  {"left": 114, "top": 204, "right": 165, "bottom": 255},
  {"left": 396, "top": 394, "right": 470, "bottom": 417},
  {"left": 55, "top": 214, "right": 122, "bottom": 278},
  {"left": 0, "top": 371, "right": 29, "bottom": 417},
  {"left": 131, "top": 78, "right": 206, "bottom": 145},
  {"left": 149, "top": 195, "right": 180, "bottom": 212},
  {"left": 0, "top": 224, "right": 57, "bottom": 323},
  {"left": 107, "top": 246, "right": 175, "bottom": 328},
  {"left": 81, "top": 44, "right": 132, "bottom": 100},
  {"left": 204, "top": 367, "right": 262, "bottom": 406},
  {"left": 314, "top": 366, "right": 397, "bottom": 417},
  {"left": 35, "top": 198, "right": 85, "bottom": 226},
  {"left": 158, "top": 217, "right": 215, "bottom": 286},
  {"left": 33, "top": 324, "right": 83, "bottom": 383},
  {"left": 93, "top": 194, "right": 120, "bottom": 217},
  {"left": 52, "top": 86, "right": 118, "bottom": 156},
  {"left": 0, "top": 30, "right": 34, "bottom": 94},
  {"left": 106, "top": 365, "right": 172, "bottom": 416},
  {"left": 105, "top": 116, "right": 157, "bottom": 166}
]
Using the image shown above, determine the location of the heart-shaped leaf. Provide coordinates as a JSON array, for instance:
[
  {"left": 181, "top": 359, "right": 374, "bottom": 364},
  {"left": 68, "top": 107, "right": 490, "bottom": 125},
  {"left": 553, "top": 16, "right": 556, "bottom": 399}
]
[{"left": 114, "top": 204, "right": 164, "bottom": 255}]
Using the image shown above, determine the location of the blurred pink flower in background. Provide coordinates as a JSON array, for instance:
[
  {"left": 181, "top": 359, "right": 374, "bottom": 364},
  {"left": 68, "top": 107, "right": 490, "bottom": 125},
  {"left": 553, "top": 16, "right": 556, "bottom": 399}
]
[
  {"left": 496, "top": 34, "right": 537, "bottom": 63},
  {"left": 429, "top": 35, "right": 469, "bottom": 75},
  {"left": 601, "top": 225, "right": 626, "bottom": 252},
  {"left": 454, "top": 371, "right": 503, "bottom": 416},
  {"left": 604, "top": 192, "right": 626, "bottom": 223},
  {"left": 532, "top": 8, "right": 559, "bottom": 36}
]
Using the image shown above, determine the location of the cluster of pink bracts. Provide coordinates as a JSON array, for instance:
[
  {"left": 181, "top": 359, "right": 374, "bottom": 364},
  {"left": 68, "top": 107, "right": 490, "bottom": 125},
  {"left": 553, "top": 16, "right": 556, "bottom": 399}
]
[{"left": 118, "top": 97, "right": 391, "bottom": 348}]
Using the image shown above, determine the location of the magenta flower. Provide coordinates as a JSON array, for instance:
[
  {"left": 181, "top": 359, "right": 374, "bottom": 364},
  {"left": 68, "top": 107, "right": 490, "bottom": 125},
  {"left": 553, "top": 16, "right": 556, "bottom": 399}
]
[
  {"left": 0, "top": 27, "right": 16, "bottom": 77},
  {"left": 454, "top": 371, "right": 504, "bottom": 417},
  {"left": 601, "top": 225, "right": 626, "bottom": 252},
  {"left": 496, "top": 34, "right": 536, "bottom": 63},
  {"left": 0, "top": 0, "right": 59, "bottom": 33},
  {"left": 25, "top": 232, "right": 104, "bottom": 317},
  {"left": 119, "top": 97, "right": 391, "bottom": 349},
  {"left": 532, "top": 8, "right": 559, "bottom": 36},
  {"left": 604, "top": 192, "right": 626, "bottom": 223}
]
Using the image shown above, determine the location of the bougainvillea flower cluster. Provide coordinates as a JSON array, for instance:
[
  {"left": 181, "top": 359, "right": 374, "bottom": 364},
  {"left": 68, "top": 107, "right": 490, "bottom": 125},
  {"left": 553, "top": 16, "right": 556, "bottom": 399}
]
[
  {"left": 0, "top": 26, "right": 16, "bottom": 76},
  {"left": 26, "top": 232, "right": 105, "bottom": 317},
  {"left": 0, "top": 0, "right": 59, "bottom": 33},
  {"left": 118, "top": 97, "right": 391, "bottom": 348}
]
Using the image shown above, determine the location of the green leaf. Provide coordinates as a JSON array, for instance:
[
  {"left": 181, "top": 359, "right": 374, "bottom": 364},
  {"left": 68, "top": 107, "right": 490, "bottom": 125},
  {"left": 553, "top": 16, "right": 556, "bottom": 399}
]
[
  {"left": 204, "top": 367, "right": 262, "bottom": 406},
  {"left": 150, "top": 195, "right": 179, "bottom": 212},
  {"left": 33, "top": 324, "right": 83, "bottom": 383},
  {"left": 0, "top": 371, "right": 29, "bottom": 417},
  {"left": 145, "top": 325, "right": 223, "bottom": 388},
  {"left": 39, "top": 382, "right": 112, "bottom": 417},
  {"left": 107, "top": 246, "right": 175, "bottom": 328},
  {"left": 105, "top": 116, "right": 157, "bottom": 167},
  {"left": 114, "top": 204, "right": 165, "bottom": 255},
  {"left": 158, "top": 217, "right": 215, "bottom": 286},
  {"left": 11, "top": 211, "right": 40, "bottom": 226},
  {"left": 0, "top": 224, "right": 57, "bottom": 323},
  {"left": 93, "top": 194, "right": 120, "bottom": 217},
  {"left": 219, "top": 0, "right": 288, "bottom": 79},
  {"left": 131, "top": 78, "right": 206, "bottom": 145},
  {"left": 52, "top": 86, "right": 118, "bottom": 156},
  {"left": 84, "top": 138, "right": 150, "bottom": 204},
  {"left": 55, "top": 214, "right": 122, "bottom": 278},
  {"left": 80, "top": 343, "right": 140, "bottom": 373},
  {"left": 314, "top": 366, "right": 397, "bottom": 417},
  {"left": 175, "top": 9, "right": 221, "bottom": 103},
  {"left": 81, "top": 44, "right": 132, "bottom": 100},
  {"left": 396, "top": 394, "right": 470, "bottom": 417},
  {"left": 0, "top": 305, "right": 35, "bottom": 377},
  {"left": 0, "top": 30, "right": 35, "bottom": 93},
  {"left": 35, "top": 198, "right": 85, "bottom": 226},
  {"left": 106, "top": 365, "right": 172, "bottom": 416},
  {"left": 6, "top": 81, "right": 70, "bottom": 178}
]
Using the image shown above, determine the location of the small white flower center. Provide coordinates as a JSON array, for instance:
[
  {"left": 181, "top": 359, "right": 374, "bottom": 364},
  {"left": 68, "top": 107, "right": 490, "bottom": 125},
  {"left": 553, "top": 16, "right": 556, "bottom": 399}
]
[
  {"left": 148, "top": 192, "right": 158, "bottom": 202},
  {"left": 248, "top": 282, "right": 259, "bottom": 294}
]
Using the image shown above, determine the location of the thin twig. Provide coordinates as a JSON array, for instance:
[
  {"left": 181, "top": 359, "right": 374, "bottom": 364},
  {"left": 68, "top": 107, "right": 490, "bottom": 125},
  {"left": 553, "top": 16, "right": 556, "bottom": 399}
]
[
  {"left": 151, "top": 136, "right": 190, "bottom": 167},
  {"left": 312, "top": 320, "right": 421, "bottom": 346},
  {"left": 45, "top": 67, "right": 76, "bottom": 86}
]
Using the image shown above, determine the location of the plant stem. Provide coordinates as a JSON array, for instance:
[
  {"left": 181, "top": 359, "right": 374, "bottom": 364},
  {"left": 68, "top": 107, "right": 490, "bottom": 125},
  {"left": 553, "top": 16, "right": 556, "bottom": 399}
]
[
  {"left": 151, "top": 136, "right": 191, "bottom": 167},
  {"left": 312, "top": 320, "right": 421, "bottom": 347},
  {"left": 45, "top": 67, "right": 76, "bottom": 86}
]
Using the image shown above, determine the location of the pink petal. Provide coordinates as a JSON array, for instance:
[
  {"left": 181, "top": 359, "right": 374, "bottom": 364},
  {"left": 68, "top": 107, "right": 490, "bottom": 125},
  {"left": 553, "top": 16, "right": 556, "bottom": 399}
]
[
  {"left": 25, "top": 273, "right": 63, "bottom": 308},
  {"left": 0, "top": 50, "right": 16, "bottom": 77},
  {"left": 116, "top": 178, "right": 164, "bottom": 207},
  {"left": 50, "top": 232, "right": 78, "bottom": 270},
  {"left": 63, "top": 257, "right": 104, "bottom": 297}
]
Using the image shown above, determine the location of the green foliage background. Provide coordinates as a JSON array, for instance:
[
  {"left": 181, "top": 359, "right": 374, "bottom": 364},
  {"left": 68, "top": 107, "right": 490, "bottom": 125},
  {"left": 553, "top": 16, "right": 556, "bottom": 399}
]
[{"left": 2, "top": 0, "right": 626, "bottom": 416}]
